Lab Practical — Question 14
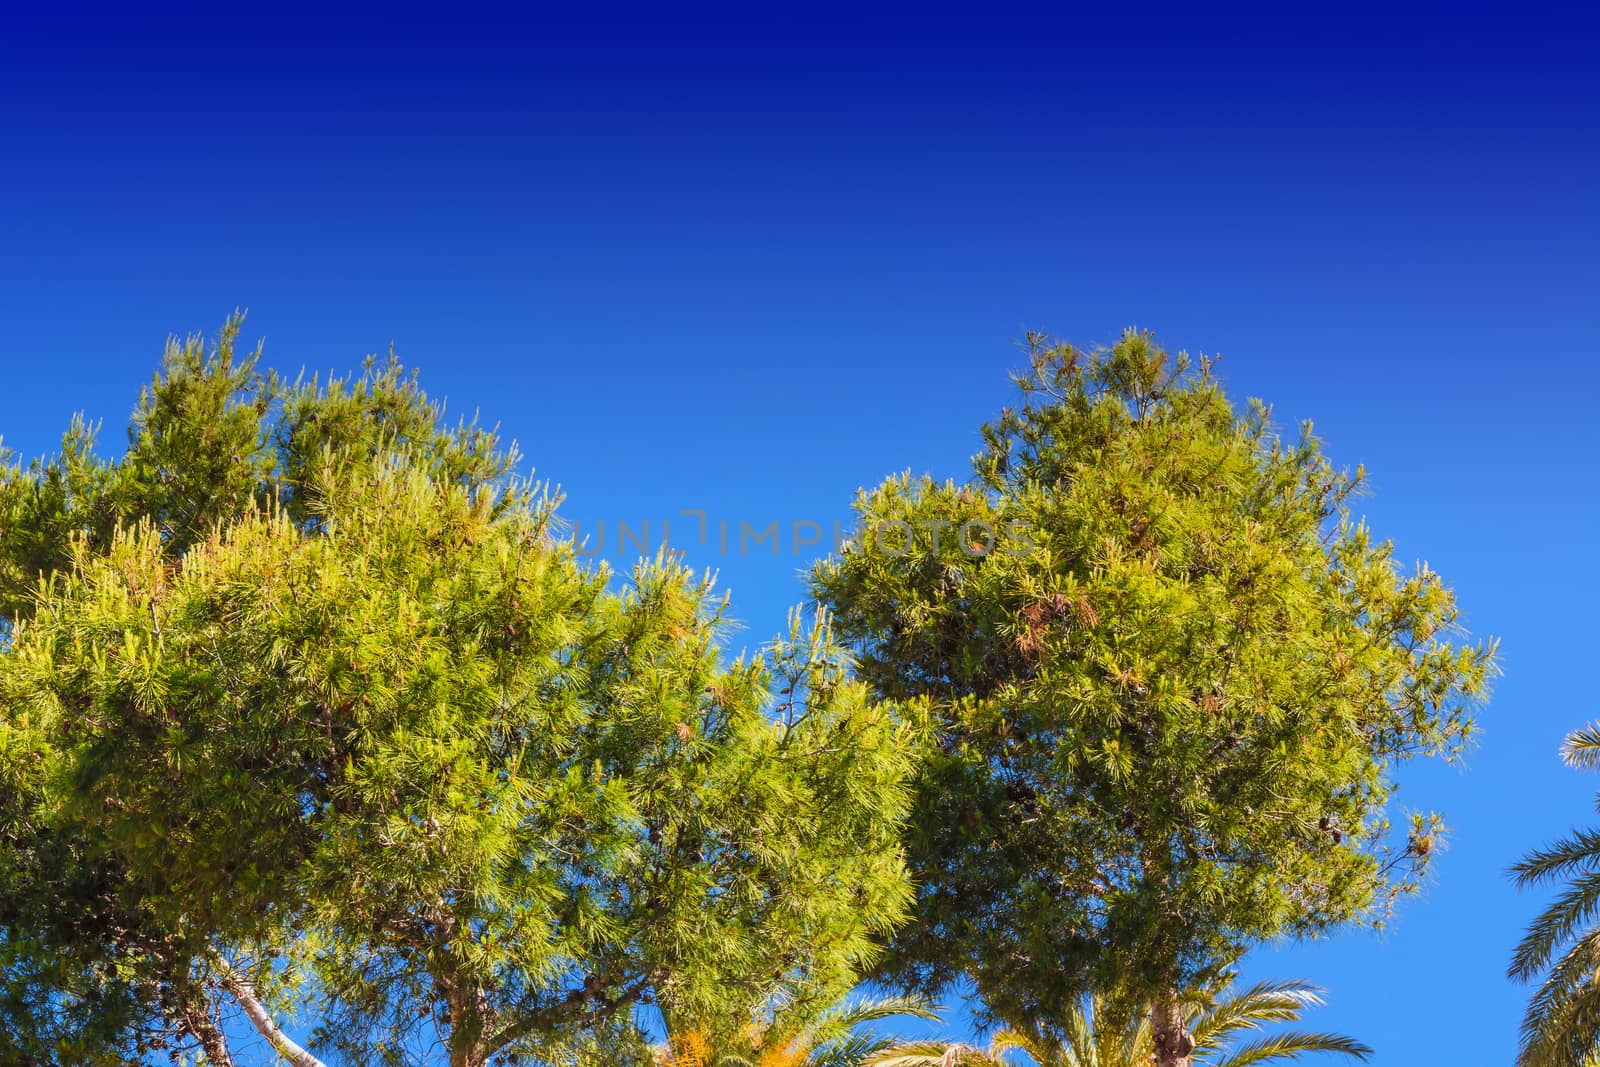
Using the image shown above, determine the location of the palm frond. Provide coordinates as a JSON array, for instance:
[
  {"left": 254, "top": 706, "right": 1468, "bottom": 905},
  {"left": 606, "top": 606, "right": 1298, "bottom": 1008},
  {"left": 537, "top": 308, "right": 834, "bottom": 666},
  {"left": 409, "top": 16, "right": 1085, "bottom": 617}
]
[
  {"left": 1563, "top": 726, "right": 1600, "bottom": 769},
  {"left": 1192, "top": 979, "right": 1324, "bottom": 1045},
  {"left": 867, "top": 973, "right": 1363, "bottom": 1067},
  {"left": 865, "top": 1041, "right": 996, "bottom": 1067},
  {"left": 1518, "top": 974, "right": 1600, "bottom": 1067},
  {"left": 796, "top": 992, "right": 942, "bottom": 1065},
  {"left": 1025, "top": 996, "right": 1095, "bottom": 1067},
  {"left": 1208, "top": 1031, "right": 1371, "bottom": 1067},
  {"left": 1509, "top": 828, "right": 1600, "bottom": 888},
  {"left": 813, "top": 993, "right": 942, "bottom": 1032},
  {"left": 1508, "top": 727, "right": 1600, "bottom": 1062},
  {"left": 1510, "top": 868, "right": 1600, "bottom": 981},
  {"left": 1519, "top": 926, "right": 1600, "bottom": 1065},
  {"left": 990, "top": 1028, "right": 1051, "bottom": 1063},
  {"left": 811, "top": 1033, "right": 908, "bottom": 1067}
]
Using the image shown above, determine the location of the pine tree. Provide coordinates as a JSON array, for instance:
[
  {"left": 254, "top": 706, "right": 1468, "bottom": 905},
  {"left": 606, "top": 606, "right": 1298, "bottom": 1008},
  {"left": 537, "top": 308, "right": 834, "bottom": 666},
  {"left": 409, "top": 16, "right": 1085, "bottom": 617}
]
[
  {"left": 0, "top": 318, "right": 918, "bottom": 1066},
  {"left": 813, "top": 331, "right": 1495, "bottom": 1066}
]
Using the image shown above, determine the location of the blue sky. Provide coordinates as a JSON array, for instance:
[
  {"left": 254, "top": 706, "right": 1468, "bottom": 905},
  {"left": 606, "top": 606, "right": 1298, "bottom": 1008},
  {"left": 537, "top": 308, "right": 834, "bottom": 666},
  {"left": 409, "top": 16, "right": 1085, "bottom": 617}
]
[{"left": 2, "top": 6, "right": 1598, "bottom": 1063}]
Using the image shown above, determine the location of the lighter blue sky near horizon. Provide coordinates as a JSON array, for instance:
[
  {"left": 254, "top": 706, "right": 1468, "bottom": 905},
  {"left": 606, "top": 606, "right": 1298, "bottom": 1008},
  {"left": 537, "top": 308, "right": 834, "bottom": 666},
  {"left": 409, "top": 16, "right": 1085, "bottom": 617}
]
[{"left": 2, "top": 5, "right": 1598, "bottom": 1064}]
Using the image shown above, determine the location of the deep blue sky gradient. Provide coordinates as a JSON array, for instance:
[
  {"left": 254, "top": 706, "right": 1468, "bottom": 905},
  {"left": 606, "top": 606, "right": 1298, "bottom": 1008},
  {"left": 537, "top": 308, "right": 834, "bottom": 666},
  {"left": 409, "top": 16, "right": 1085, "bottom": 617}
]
[{"left": 2, "top": 6, "right": 1598, "bottom": 1064}]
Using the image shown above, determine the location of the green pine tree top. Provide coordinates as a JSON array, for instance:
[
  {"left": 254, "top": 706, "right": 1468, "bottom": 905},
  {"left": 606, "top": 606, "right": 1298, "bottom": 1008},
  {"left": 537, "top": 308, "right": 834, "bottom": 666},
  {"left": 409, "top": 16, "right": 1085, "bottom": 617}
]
[
  {"left": 0, "top": 317, "right": 918, "bottom": 1067},
  {"left": 813, "top": 330, "right": 1496, "bottom": 1041}
]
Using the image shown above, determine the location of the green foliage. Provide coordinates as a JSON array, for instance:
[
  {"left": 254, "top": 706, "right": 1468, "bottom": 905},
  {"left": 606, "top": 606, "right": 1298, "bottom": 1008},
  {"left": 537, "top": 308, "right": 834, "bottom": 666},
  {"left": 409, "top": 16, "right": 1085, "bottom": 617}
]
[
  {"left": 0, "top": 315, "right": 518, "bottom": 626},
  {"left": 0, "top": 317, "right": 917, "bottom": 1066},
  {"left": 813, "top": 330, "right": 1495, "bottom": 1036},
  {"left": 1510, "top": 725, "right": 1600, "bottom": 1066}
]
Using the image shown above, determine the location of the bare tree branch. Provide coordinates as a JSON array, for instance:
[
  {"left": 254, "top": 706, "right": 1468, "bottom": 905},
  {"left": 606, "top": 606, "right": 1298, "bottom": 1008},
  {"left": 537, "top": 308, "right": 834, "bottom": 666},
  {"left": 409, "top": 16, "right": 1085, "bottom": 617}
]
[{"left": 211, "top": 955, "right": 328, "bottom": 1067}]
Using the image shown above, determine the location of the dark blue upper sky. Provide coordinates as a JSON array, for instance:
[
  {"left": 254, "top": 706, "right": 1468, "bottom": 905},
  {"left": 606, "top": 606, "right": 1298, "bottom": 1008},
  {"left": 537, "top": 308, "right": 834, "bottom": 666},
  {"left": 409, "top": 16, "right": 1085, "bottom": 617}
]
[{"left": 2, "top": 5, "right": 1597, "bottom": 1064}]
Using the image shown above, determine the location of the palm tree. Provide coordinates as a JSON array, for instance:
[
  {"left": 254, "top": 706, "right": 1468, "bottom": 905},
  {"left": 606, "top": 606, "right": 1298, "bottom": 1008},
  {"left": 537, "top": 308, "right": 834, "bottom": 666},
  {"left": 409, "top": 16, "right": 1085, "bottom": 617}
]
[
  {"left": 659, "top": 993, "right": 940, "bottom": 1067},
  {"left": 865, "top": 968, "right": 1369, "bottom": 1067},
  {"left": 1510, "top": 724, "right": 1600, "bottom": 1066}
]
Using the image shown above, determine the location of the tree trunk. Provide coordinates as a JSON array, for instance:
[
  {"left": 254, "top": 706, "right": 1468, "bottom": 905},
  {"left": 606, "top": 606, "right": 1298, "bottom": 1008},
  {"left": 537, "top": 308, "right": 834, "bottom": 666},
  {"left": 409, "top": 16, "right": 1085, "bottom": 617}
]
[
  {"left": 446, "top": 982, "right": 492, "bottom": 1067},
  {"left": 449, "top": 1035, "right": 486, "bottom": 1067},
  {"left": 1151, "top": 991, "right": 1195, "bottom": 1067}
]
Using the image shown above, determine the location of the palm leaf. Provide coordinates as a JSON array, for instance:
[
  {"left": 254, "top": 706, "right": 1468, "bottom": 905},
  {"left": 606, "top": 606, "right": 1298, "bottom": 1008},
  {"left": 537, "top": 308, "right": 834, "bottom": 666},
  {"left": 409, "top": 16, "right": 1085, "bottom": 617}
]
[
  {"left": 990, "top": 1028, "right": 1052, "bottom": 1064},
  {"left": 1209, "top": 1031, "right": 1371, "bottom": 1067},
  {"left": 1509, "top": 828, "right": 1600, "bottom": 888},
  {"left": 865, "top": 1041, "right": 1005, "bottom": 1067},
  {"left": 1563, "top": 725, "right": 1600, "bottom": 770},
  {"left": 800, "top": 993, "right": 942, "bottom": 1066},
  {"left": 1192, "top": 978, "right": 1324, "bottom": 1046},
  {"left": 812, "top": 1033, "right": 906, "bottom": 1067},
  {"left": 1510, "top": 867, "right": 1600, "bottom": 981},
  {"left": 807, "top": 993, "right": 941, "bottom": 1037},
  {"left": 1519, "top": 926, "right": 1600, "bottom": 1065}
]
